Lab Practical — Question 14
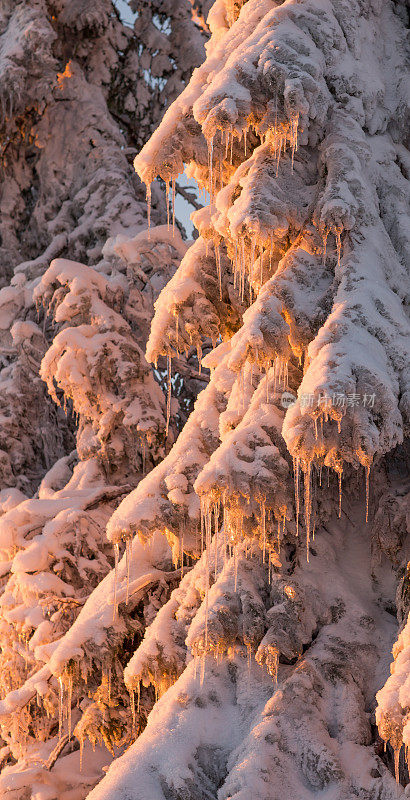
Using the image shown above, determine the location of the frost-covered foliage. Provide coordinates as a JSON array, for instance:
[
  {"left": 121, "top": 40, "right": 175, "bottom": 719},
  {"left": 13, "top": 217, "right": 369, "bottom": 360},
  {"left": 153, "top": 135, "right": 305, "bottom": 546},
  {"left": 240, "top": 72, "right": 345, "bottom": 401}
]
[
  {"left": 133, "top": 0, "right": 409, "bottom": 548},
  {"left": 0, "top": 1, "right": 210, "bottom": 794},
  {"left": 0, "top": 223, "right": 198, "bottom": 798},
  {"left": 68, "top": 0, "right": 408, "bottom": 796},
  {"left": 34, "top": 250, "right": 168, "bottom": 480},
  {"left": 0, "top": 0, "right": 207, "bottom": 493},
  {"left": 87, "top": 511, "right": 407, "bottom": 800},
  {"left": 0, "top": 0, "right": 408, "bottom": 798}
]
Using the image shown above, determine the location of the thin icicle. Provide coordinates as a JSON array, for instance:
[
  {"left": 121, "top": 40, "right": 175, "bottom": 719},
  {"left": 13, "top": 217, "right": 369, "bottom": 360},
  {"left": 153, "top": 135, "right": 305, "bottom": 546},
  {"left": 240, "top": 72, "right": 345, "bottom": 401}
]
[
  {"left": 304, "top": 461, "right": 312, "bottom": 562},
  {"left": 67, "top": 671, "right": 73, "bottom": 741},
  {"left": 165, "top": 179, "right": 170, "bottom": 229},
  {"left": 214, "top": 503, "right": 219, "bottom": 580},
  {"left": 166, "top": 353, "right": 172, "bottom": 437},
  {"left": 113, "top": 542, "right": 119, "bottom": 622},
  {"left": 130, "top": 688, "right": 136, "bottom": 734},
  {"left": 172, "top": 177, "right": 176, "bottom": 236},
  {"left": 208, "top": 135, "right": 214, "bottom": 202},
  {"left": 294, "top": 456, "right": 300, "bottom": 537},
  {"left": 216, "top": 243, "right": 222, "bottom": 300},
  {"left": 146, "top": 183, "right": 152, "bottom": 238},
  {"left": 261, "top": 499, "right": 266, "bottom": 562},
  {"left": 365, "top": 464, "right": 370, "bottom": 523},
  {"left": 125, "top": 537, "right": 131, "bottom": 605},
  {"left": 338, "top": 468, "right": 343, "bottom": 518},
  {"left": 58, "top": 676, "right": 64, "bottom": 742}
]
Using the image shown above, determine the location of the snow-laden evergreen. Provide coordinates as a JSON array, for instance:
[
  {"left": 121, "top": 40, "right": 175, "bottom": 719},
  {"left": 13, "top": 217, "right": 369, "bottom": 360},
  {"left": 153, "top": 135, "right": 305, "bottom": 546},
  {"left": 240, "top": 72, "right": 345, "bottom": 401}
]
[
  {"left": 71, "top": 0, "right": 408, "bottom": 797},
  {"left": 0, "top": 1, "right": 210, "bottom": 797},
  {"left": 0, "top": 0, "right": 408, "bottom": 798}
]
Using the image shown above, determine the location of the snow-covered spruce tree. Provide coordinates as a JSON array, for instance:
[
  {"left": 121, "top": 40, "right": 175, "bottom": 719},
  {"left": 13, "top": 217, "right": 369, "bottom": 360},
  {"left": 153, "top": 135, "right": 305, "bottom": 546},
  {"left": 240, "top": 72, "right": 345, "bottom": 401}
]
[
  {"left": 60, "top": 0, "right": 407, "bottom": 797},
  {"left": 0, "top": 225, "right": 193, "bottom": 799},
  {"left": 0, "top": 0, "right": 209, "bottom": 492},
  {"left": 0, "top": 2, "right": 211, "bottom": 796}
]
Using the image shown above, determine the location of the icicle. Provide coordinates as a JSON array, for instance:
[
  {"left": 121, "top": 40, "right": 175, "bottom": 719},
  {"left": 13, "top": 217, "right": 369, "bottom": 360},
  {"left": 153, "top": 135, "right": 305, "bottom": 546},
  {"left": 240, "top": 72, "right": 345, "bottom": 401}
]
[
  {"left": 130, "top": 688, "right": 136, "bottom": 734},
  {"left": 125, "top": 537, "right": 131, "bottom": 605},
  {"left": 365, "top": 464, "right": 370, "bottom": 523},
  {"left": 234, "top": 544, "right": 238, "bottom": 592},
  {"left": 290, "top": 114, "right": 299, "bottom": 171},
  {"left": 230, "top": 131, "right": 234, "bottom": 164},
  {"left": 216, "top": 244, "right": 222, "bottom": 300},
  {"left": 214, "top": 503, "right": 219, "bottom": 580},
  {"left": 165, "top": 179, "right": 170, "bottom": 229},
  {"left": 223, "top": 497, "right": 227, "bottom": 565},
  {"left": 67, "top": 671, "right": 73, "bottom": 741},
  {"left": 304, "top": 461, "right": 312, "bottom": 562},
  {"left": 58, "top": 676, "right": 64, "bottom": 742},
  {"left": 314, "top": 417, "right": 318, "bottom": 440},
  {"left": 200, "top": 497, "right": 212, "bottom": 686},
  {"left": 244, "top": 128, "right": 247, "bottom": 157},
  {"left": 338, "top": 468, "right": 343, "bottom": 518},
  {"left": 261, "top": 500, "right": 266, "bottom": 562},
  {"left": 79, "top": 736, "right": 84, "bottom": 772},
  {"left": 208, "top": 135, "right": 214, "bottom": 202},
  {"left": 112, "top": 542, "right": 119, "bottom": 622},
  {"left": 166, "top": 353, "right": 172, "bottom": 437},
  {"left": 172, "top": 177, "right": 176, "bottom": 236},
  {"left": 294, "top": 456, "right": 300, "bottom": 537},
  {"left": 146, "top": 183, "right": 152, "bottom": 238}
]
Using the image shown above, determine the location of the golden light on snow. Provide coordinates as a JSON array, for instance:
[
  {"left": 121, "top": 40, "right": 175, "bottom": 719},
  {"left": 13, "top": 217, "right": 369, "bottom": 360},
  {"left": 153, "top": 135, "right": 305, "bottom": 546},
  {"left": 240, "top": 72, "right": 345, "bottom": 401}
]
[{"left": 57, "top": 61, "right": 73, "bottom": 89}]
